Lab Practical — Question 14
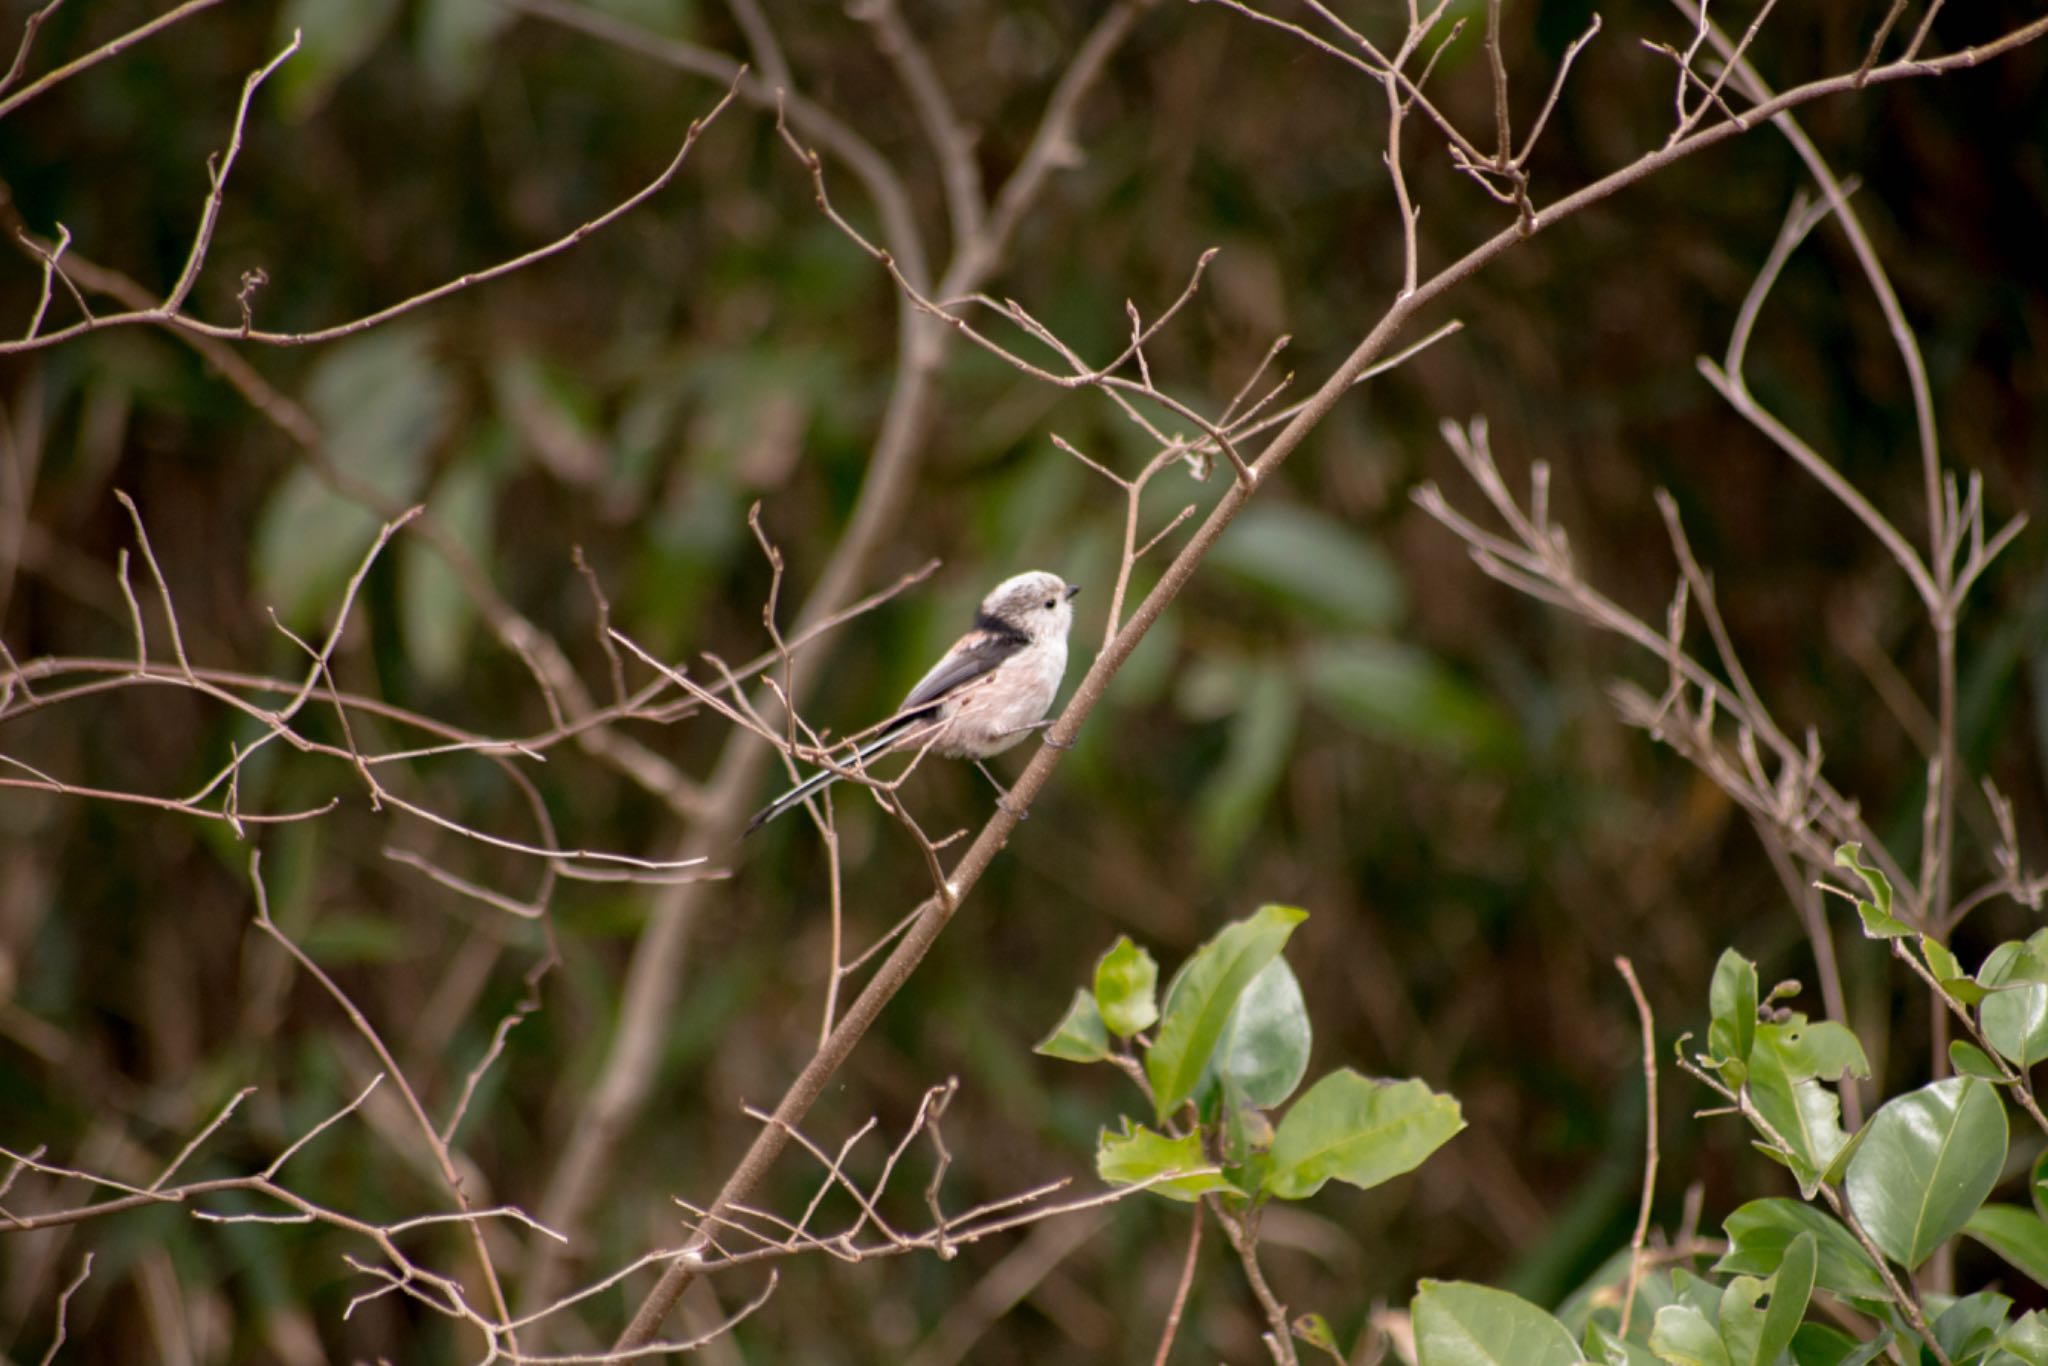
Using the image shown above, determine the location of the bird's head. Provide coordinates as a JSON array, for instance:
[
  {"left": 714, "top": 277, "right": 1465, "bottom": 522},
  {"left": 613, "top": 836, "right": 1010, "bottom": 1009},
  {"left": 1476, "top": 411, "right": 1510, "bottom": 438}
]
[{"left": 979, "top": 570, "right": 1080, "bottom": 643}]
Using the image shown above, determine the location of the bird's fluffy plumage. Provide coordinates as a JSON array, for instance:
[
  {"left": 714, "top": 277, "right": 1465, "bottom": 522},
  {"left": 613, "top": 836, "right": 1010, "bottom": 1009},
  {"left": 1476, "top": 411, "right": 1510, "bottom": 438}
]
[{"left": 746, "top": 571, "right": 1079, "bottom": 833}]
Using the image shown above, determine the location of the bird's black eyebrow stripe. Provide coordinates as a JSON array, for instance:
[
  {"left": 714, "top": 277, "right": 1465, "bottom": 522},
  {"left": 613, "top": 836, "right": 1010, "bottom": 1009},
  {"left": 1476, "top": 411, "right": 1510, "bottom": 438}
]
[{"left": 973, "top": 611, "right": 1031, "bottom": 646}]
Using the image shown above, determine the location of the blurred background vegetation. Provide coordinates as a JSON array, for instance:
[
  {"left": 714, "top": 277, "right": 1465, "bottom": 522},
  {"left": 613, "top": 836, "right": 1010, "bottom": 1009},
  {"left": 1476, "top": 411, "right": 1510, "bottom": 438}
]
[{"left": 1, "top": 0, "right": 2044, "bottom": 1359}]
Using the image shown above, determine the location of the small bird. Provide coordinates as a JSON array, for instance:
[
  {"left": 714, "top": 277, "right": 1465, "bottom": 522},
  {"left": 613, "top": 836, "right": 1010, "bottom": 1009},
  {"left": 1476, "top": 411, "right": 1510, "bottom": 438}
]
[{"left": 745, "top": 570, "right": 1081, "bottom": 834}]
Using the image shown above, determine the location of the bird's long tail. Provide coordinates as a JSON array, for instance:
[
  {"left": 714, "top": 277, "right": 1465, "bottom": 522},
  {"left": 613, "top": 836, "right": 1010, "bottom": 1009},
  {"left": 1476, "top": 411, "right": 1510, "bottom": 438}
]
[{"left": 743, "top": 720, "right": 920, "bottom": 835}]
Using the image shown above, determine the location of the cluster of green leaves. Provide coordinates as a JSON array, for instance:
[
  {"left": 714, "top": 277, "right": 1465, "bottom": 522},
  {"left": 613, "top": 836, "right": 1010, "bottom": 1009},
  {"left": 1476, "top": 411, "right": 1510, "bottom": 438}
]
[
  {"left": 1834, "top": 846, "right": 2048, "bottom": 1086},
  {"left": 1388, "top": 844, "right": 2048, "bottom": 1366},
  {"left": 1036, "top": 904, "right": 1465, "bottom": 1212}
]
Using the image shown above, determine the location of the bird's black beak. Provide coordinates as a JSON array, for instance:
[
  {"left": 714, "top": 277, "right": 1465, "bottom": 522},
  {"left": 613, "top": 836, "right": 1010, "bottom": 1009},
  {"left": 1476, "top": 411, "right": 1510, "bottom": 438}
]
[{"left": 1064, "top": 584, "right": 1082, "bottom": 600}]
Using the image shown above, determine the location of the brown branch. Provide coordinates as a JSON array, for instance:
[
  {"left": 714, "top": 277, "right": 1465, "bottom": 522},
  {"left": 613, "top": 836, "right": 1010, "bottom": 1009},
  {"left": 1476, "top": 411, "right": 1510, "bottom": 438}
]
[
  {"left": 1614, "top": 957, "right": 1659, "bottom": 1338},
  {"left": 0, "top": 0, "right": 221, "bottom": 122},
  {"left": 1, "top": 73, "right": 744, "bottom": 353},
  {"left": 612, "top": 16, "right": 2048, "bottom": 1347}
]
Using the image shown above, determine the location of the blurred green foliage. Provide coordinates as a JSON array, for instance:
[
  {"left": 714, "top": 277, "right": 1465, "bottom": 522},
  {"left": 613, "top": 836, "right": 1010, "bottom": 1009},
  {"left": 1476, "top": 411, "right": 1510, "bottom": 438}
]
[{"left": 0, "top": 0, "right": 2045, "bottom": 1360}]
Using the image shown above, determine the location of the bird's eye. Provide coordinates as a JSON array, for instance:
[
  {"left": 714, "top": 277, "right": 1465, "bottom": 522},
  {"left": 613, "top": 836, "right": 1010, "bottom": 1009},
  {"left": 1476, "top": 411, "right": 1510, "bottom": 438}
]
[{"left": 1044, "top": 599, "right": 1056, "bottom": 609}]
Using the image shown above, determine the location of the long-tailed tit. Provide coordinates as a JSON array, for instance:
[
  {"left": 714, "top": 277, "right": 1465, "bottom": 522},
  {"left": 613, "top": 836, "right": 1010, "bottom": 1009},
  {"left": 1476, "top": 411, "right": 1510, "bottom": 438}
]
[{"left": 745, "top": 570, "right": 1081, "bottom": 833}]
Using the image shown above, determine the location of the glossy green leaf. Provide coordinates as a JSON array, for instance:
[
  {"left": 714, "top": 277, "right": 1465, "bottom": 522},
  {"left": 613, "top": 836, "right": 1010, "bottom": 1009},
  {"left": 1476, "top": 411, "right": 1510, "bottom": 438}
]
[
  {"left": 1264, "top": 1069, "right": 1464, "bottom": 1200},
  {"left": 1034, "top": 989, "right": 1110, "bottom": 1063},
  {"left": 1148, "top": 905, "right": 1306, "bottom": 1119},
  {"left": 1932, "top": 1290, "right": 2012, "bottom": 1363},
  {"left": 1980, "top": 940, "right": 2048, "bottom": 1068},
  {"left": 1758, "top": 1017, "right": 1870, "bottom": 1082},
  {"left": 1708, "top": 949, "right": 1758, "bottom": 1070},
  {"left": 1788, "top": 1325, "right": 1890, "bottom": 1366},
  {"left": 1669, "top": 1268, "right": 1722, "bottom": 1322},
  {"left": 1966, "top": 1204, "right": 2048, "bottom": 1289},
  {"left": 1210, "top": 502, "right": 1402, "bottom": 630},
  {"left": 1094, "top": 937, "right": 1160, "bottom": 1038},
  {"left": 1200, "top": 957, "right": 1312, "bottom": 1110},
  {"left": 1412, "top": 1279, "right": 1586, "bottom": 1366},
  {"left": 1714, "top": 1276, "right": 1768, "bottom": 1366},
  {"left": 1095, "top": 1121, "right": 1233, "bottom": 1202},
  {"left": 1845, "top": 1076, "right": 2008, "bottom": 1269},
  {"left": 1586, "top": 1322, "right": 1661, "bottom": 1366},
  {"left": 1951, "top": 1040, "right": 2009, "bottom": 1080},
  {"left": 1921, "top": 936, "right": 1988, "bottom": 1005},
  {"left": 2001, "top": 1311, "right": 2048, "bottom": 1366},
  {"left": 1717, "top": 1199, "right": 1889, "bottom": 1302},
  {"left": 1785, "top": 1323, "right": 1856, "bottom": 1366},
  {"left": 1834, "top": 844, "right": 1910, "bottom": 938},
  {"left": 1647, "top": 1304, "right": 1728, "bottom": 1366},
  {"left": 1752, "top": 1232, "right": 1816, "bottom": 1366},
  {"left": 1743, "top": 1040, "right": 1851, "bottom": 1199}
]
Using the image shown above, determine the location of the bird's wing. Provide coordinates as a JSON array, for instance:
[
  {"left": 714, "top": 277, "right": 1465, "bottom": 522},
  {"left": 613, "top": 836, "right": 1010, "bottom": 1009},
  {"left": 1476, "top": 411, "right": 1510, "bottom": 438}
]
[{"left": 897, "top": 625, "right": 1027, "bottom": 715}]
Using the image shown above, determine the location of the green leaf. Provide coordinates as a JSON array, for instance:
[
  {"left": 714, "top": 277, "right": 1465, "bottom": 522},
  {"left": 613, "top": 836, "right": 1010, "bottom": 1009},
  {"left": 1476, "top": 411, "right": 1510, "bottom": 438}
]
[
  {"left": 1148, "top": 905, "right": 1306, "bottom": 1119},
  {"left": 299, "top": 913, "right": 408, "bottom": 963},
  {"left": 1708, "top": 949, "right": 1758, "bottom": 1071},
  {"left": 1301, "top": 639, "right": 1513, "bottom": 761},
  {"left": 1966, "top": 1205, "right": 2048, "bottom": 1289},
  {"left": 1788, "top": 1326, "right": 1891, "bottom": 1366},
  {"left": 1921, "top": 936, "right": 1988, "bottom": 1005},
  {"left": 1785, "top": 1323, "right": 1857, "bottom": 1366},
  {"left": 1753, "top": 1232, "right": 1817, "bottom": 1366},
  {"left": 1094, "top": 937, "right": 1160, "bottom": 1038},
  {"left": 1586, "top": 1322, "right": 1661, "bottom": 1366},
  {"left": 275, "top": 0, "right": 403, "bottom": 119},
  {"left": 1951, "top": 1040, "right": 2009, "bottom": 1081},
  {"left": 400, "top": 455, "right": 495, "bottom": 687},
  {"left": 1095, "top": 1121, "right": 1233, "bottom": 1202},
  {"left": 1980, "top": 941, "right": 2048, "bottom": 1068},
  {"left": 1717, "top": 1199, "right": 1889, "bottom": 1302},
  {"left": 1714, "top": 1276, "right": 1768, "bottom": 1366},
  {"left": 1834, "top": 844, "right": 1910, "bottom": 938},
  {"left": 1931, "top": 1290, "right": 2012, "bottom": 1363},
  {"left": 2001, "top": 1311, "right": 2048, "bottom": 1366},
  {"left": 1669, "top": 1268, "right": 1722, "bottom": 1323},
  {"left": 1743, "top": 1039, "right": 1851, "bottom": 1199},
  {"left": 1411, "top": 1279, "right": 1586, "bottom": 1366},
  {"left": 416, "top": 0, "right": 514, "bottom": 103},
  {"left": 1757, "top": 1017, "right": 1870, "bottom": 1082},
  {"left": 1647, "top": 1304, "right": 1729, "bottom": 1366},
  {"left": 1193, "top": 660, "right": 1298, "bottom": 868},
  {"left": 1263, "top": 1069, "right": 1464, "bottom": 1200},
  {"left": 1201, "top": 957, "right": 1312, "bottom": 1110},
  {"left": 1034, "top": 989, "right": 1109, "bottom": 1063},
  {"left": 1210, "top": 502, "right": 1402, "bottom": 630},
  {"left": 1845, "top": 1076, "right": 2008, "bottom": 1270},
  {"left": 1293, "top": 1312, "right": 1344, "bottom": 1360},
  {"left": 253, "top": 326, "right": 451, "bottom": 627}
]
